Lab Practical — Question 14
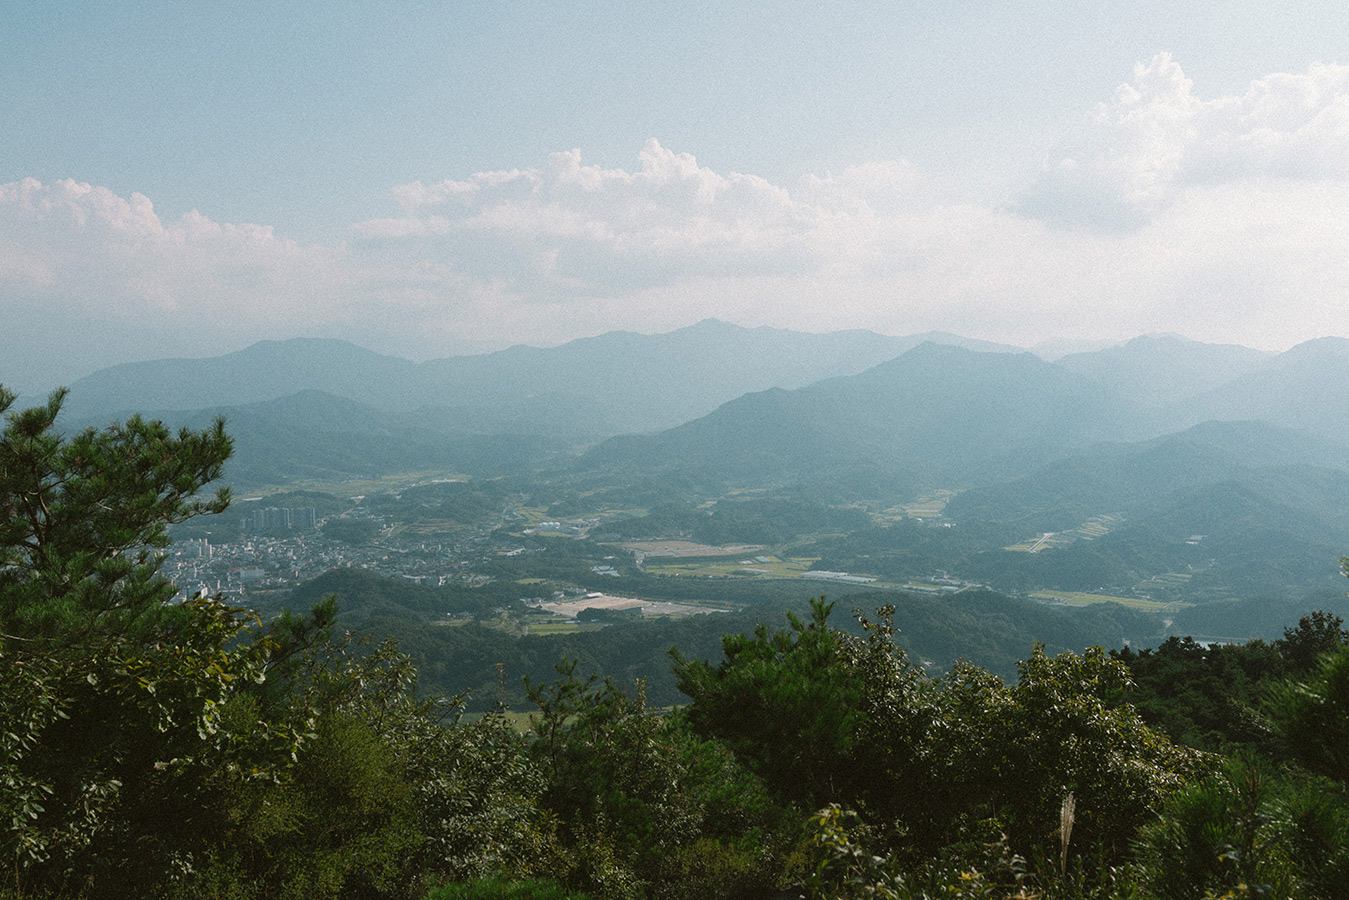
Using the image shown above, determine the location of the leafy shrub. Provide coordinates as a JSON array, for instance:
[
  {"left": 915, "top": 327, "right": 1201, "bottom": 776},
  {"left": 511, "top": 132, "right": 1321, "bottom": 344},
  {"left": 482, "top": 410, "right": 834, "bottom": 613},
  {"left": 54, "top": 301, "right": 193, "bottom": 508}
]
[
  {"left": 427, "top": 876, "right": 592, "bottom": 900},
  {"left": 1133, "top": 757, "right": 1293, "bottom": 900}
]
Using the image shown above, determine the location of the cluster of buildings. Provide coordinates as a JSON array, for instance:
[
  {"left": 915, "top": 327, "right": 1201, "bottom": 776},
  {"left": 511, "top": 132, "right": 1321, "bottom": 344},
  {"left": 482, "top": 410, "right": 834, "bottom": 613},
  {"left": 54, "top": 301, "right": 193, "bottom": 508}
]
[
  {"left": 240, "top": 506, "right": 318, "bottom": 533},
  {"left": 161, "top": 521, "right": 498, "bottom": 601}
]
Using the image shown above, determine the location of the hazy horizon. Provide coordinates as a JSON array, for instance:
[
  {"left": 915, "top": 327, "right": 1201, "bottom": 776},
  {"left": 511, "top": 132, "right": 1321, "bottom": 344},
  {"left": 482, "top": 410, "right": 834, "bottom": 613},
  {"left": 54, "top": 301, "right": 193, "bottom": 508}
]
[
  {"left": 7, "top": 4, "right": 1349, "bottom": 389},
  {"left": 4, "top": 319, "right": 1296, "bottom": 401}
]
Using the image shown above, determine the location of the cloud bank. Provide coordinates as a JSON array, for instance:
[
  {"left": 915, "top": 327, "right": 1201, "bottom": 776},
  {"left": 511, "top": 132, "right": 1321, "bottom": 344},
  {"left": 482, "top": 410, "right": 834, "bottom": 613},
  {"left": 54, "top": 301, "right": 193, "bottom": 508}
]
[
  {"left": 353, "top": 139, "right": 863, "bottom": 291},
  {"left": 1018, "top": 53, "right": 1349, "bottom": 228},
  {"left": 6, "top": 55, "right": 1349, "bottom": 389}
]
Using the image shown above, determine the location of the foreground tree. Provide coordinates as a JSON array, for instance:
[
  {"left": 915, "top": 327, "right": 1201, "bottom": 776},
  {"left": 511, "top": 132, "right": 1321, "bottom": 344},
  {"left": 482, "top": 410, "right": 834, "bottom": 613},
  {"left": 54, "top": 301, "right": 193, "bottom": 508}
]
[
  {"left": 678, "top": 601, "right": 1209, "bottom": 891},
  {"left": 0, "top": 387, "right": 232, "bottom": 651},
  {"left": 0, "top": 386, "right": 246, "bottom": 885},
  {"left": 0, "top": 389, "right": 556, "bottom": 899},
  {"left": 672, "top": 598, "right": 870, "bottom": 812},
  {"left": 525, "top": 661, "right": 792, "bottom": 900}
]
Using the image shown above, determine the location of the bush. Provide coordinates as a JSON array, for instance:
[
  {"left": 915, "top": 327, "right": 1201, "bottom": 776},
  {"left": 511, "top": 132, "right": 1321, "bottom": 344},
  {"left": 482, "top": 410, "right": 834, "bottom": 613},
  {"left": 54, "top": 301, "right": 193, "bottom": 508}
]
[
  {"left": 1133, "top": 757, "right": 1293, "bottom": 900},
  {"left": 427, "top": 876, "right": 592, "bottom": 900}
]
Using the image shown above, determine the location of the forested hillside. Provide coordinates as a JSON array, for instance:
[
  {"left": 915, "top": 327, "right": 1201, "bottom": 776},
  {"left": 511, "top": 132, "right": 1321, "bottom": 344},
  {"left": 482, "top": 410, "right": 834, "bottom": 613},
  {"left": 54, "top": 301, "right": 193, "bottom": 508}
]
[{"left": 5, "top": 388, "right": 1349, "bottom": 900}]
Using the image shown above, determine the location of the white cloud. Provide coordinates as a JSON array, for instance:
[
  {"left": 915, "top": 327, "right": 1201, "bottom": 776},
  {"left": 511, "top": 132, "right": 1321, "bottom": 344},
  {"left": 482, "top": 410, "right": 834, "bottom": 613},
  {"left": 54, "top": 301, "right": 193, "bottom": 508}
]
[
  {"left": 353, "top": 139, "right": 891, "bottom": 293},
  {"left": 0, "top": 178, "right": 347, "bottom": 319},
  {"left": 1019, "top": 54, "right": 1349, "bottom": 229},
  {"left": 11, "top": 53, "right": 1349, "bottom": 393},
  {"left": 0, "top": 178, "right": 494, "bottom": 380}
]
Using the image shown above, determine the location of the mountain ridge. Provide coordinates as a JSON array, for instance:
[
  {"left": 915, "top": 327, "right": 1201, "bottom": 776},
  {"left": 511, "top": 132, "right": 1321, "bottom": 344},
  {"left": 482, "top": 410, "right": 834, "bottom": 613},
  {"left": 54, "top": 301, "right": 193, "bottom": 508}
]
[{"left": 57, "top": 322, "right": 1027, "bottom": 435}]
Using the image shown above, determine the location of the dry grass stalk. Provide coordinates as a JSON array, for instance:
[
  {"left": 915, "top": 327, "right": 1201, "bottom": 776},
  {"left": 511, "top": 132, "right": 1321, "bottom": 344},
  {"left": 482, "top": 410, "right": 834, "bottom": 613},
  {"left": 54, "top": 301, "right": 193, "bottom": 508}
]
[{"left": 1059, "top": 791, "right": 1076, "bottom": 877}]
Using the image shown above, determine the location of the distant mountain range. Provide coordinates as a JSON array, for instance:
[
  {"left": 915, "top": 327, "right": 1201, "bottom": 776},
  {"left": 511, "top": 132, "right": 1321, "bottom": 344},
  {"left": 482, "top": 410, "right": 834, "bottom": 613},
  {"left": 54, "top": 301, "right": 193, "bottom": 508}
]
[
  {"left": 32, "top": 321, "right": 1349, "bottom": 496},
  {"left": 135, "top": 391, "right": 570, "bottom": 485},
  {"left": 582, "top": 343, "right": 1119, "bottom": 487},
  {"left": 54, "top": 319, "right": 1022, "bottom": 437},
  {"left": 946, "top": 419, "right": 1349, "bottom": 525},
  {"left": 581, "top": 334, "right": 1346, "bottom": 487},
  {"left": 29, "top": 320, "right": 1349, "bottom": 606},
  {"left": 1054, "top": 333, "right": 1270, "bottom": 409}
]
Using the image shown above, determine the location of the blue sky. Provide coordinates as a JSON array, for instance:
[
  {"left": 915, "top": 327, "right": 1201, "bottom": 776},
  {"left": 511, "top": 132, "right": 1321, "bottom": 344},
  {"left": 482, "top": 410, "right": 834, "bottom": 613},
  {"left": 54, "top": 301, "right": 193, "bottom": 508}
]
[{"left": 6, "top": 2, "right": 1349, "bottom": 389}]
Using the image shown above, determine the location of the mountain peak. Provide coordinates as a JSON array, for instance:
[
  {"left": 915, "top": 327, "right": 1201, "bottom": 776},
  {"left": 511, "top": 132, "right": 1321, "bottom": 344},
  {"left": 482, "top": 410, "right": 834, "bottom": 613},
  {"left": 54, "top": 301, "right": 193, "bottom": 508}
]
[
  {"left": 1280, "top": 335, "right": 1349, "bottom": 359},
  {"left": 1125, "top": 332, "right": 1199, "bottom": 346}
]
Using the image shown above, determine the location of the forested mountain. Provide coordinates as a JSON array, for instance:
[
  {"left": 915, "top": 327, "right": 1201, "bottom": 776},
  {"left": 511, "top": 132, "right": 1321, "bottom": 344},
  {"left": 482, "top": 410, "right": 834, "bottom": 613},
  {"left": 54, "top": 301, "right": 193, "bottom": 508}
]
[
  {"left": 1155, "top": 336, "right": 1349, "bottom": 443},
  {"left": 583, "top": 343, "right": 1125, "bottom": 488},
  {"left": 413, "top": 319, "right": 1023, "bottom": 434},
  {"left": 1054, "top": 333, "right": 1270, "bottom": 409},
  {"left": 62, "top": 389, "right": 569, "bottom": 486},
  {"left": 579, "top": 334, "right": 1349, "bottom": 482},
  {"left": 54, "top": 325, "right": 1349, "bottom": 498},
  {"left": 48, "top": 323, "right": 1349, "bottom": 508},
  {"left": 60, "top": 338, "right": 421, "bottom": 418},
  {"left": 944, "top": 420, "right": 1349, "bottom": 530}
]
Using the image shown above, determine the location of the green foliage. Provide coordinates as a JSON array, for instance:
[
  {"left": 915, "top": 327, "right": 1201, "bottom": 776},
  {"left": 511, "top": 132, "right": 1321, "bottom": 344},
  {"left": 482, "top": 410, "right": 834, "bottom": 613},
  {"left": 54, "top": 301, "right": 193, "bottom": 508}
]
[
  {"left": 1278, "top": 776, "right": 1349, "bottom": 900},
  {"left": 177, "top": 609, "right": 559, "bottom": 899},
  {"left": 407, "top": 709, "right": 560, "bottom": 884},
  {"left": 1275, "top": 608, "right": 1349, "bottom": 674},
  {"left": 804, "top": 804, "right": 1044, "bottom": 900},
  {"left": 427, "top": 876, "right": 593, "bottom": 900},
  {"left": 996, "top": 644, "right": 1211, "bottom": 854},
  {"left": 526, "top": 661, "right": 790, "bottom": 900},
  {"left": 674, "top": 598, "right": 869, "bottom": 810},
  {"left": 1115, "top": 637, "right": 1286, "bottom": 753},
  {"left": 526, "top": 663, "right": 700, "bottom": 895},
  {"left": 174, "top": 630, "right": 424, "bottom": 899},
  {"left": 0, "top": 387, "right": 251, "bottom": 891},
  {"left": 677, "top": 600, "right": 1208, "bottom": 891},
  {"left": 0, "top": 387, "right": 231, "bottom": 650},
  {"left": 1264, "top": 643, "right": 1349, "bottom": 784},
  {"left": 845, "top": 611, "right": 1212, "bottom": 859},
  {"left": 1134, "top": 757, "right": 1297, "bottom": 900}
]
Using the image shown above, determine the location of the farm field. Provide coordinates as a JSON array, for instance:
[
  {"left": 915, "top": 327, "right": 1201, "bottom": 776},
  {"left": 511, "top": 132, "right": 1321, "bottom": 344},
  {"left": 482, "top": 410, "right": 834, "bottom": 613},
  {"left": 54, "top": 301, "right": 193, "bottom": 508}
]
[
  {"left": 617, "top": 540, "right": 765, "bottom": 557},
  {"left": 1005, "top": 514, "right": 1121, "bottom": 552},
  {"left": 1135, "top": 572, "right": 1195, "bottom": 590},
  {"left": 643, "top": 554, "right": 819, "bottom": 579},
  {"left": 525, "top": 593, "right": 730, "bottom": 619},
  {"left": 877, "top": 489, "right": 957, "bottom": 521},
  {"left": 1028, "top": 590, "right": 1187, "bottom": 612},
  {"left": 525, "top": 621, "right": 585, "bottom": 635}
]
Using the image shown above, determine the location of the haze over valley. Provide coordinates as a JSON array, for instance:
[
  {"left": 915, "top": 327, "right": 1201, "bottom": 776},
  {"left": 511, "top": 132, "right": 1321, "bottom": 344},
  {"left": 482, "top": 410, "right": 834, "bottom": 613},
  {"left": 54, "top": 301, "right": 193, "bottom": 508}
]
[
  {"left": 11, "top": 7, "right": 1349, "bottom": 897},
  {"left": 29, "top": 318, "right": 1339, "bottom": 710}
]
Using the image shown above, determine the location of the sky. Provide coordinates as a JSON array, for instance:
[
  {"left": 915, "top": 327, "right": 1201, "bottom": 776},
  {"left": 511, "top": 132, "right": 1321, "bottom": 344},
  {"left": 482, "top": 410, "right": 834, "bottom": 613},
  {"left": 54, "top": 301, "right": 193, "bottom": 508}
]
[{"left": 6, "top": 1, "right": 1349, "bottom": 391}]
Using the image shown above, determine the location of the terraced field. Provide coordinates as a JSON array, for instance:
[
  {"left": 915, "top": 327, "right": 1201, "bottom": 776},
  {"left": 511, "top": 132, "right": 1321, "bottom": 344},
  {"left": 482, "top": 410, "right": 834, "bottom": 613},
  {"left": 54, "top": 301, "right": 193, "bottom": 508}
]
[
  {"left": 876, "top": 489, "right": 958, "bottom": 522},
  {"left": 1005, "top": 514, "right": 1122, "bottom": 552}
]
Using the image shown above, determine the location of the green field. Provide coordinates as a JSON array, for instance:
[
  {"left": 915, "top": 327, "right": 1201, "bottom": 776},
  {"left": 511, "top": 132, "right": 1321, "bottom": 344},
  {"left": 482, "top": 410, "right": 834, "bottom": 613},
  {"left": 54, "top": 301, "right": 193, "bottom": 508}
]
[
  {"left": 879, "top": 489, "right": 957, "bottom": 521},
  {"left": 644, "top": 555, "right": 819, "bottom": 578},
  {"left": 1006, "top": 514, "right": 1122, "bottom": 552},
  {"left": 525, "top": 622, "right": 584, "bottom": 635},
  {"left": 1029, "top": 590, "right": 1187, "bottom": 612},
  {"left": 1137, "top": 572, "right": 1195, "bottom": 588},
  {"left": 1005, "top": 534, "right": 1076, "bottom": 552}
]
